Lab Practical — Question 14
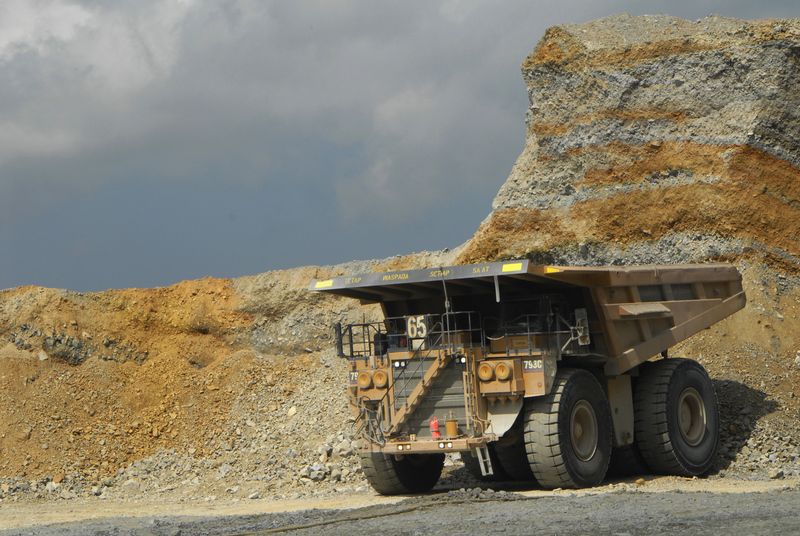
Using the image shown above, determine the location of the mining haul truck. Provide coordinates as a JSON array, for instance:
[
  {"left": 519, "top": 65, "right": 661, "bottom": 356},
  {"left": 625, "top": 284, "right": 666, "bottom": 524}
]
[{"left": 310, "top": 260, "right": 745, "bottom": 493}]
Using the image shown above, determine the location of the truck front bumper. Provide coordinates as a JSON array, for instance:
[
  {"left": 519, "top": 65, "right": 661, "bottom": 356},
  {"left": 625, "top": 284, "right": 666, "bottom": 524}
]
[{"left": 367, "top": 435, "right": 496, "bottom": 455}]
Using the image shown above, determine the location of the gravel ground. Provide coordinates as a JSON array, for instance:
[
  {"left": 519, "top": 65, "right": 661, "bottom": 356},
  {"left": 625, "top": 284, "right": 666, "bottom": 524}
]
[{"left": 4, "top": 484, "right": 800, "bottom": 536}]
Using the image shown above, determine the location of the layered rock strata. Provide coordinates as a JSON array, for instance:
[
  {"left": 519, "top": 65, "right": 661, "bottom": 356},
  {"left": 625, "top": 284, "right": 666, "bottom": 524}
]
[{"left": 461, "top": 15, "right": 800, "bottom": 271}]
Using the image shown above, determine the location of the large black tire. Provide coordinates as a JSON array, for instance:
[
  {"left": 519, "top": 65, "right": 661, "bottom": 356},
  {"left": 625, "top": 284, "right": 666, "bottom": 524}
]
[
  {"left": 493, "top": 416, "right": 536, "bottom": 482},
  {"left": 461, "top": 445, "right": 509, "bottom": 482},
  {"left": 634, "top": 358, "right": 719, "bottom": 476},
  {"left": 462, "top": 415, "right": 536, "bottom": 482},
  {"left": 359, "top": 451, "right": 444, "bottom": 495},
  {"left": 523, "top": 368, "right": 612, "bottom": 488}
]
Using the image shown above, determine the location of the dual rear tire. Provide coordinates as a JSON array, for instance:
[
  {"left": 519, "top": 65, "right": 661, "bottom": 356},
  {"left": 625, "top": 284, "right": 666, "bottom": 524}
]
[
  {"left": 521, "top": 359, "right": 719, "bottom": 488},
  {"left": 633, "top": 358, "right": 719, "bottom": 476}
]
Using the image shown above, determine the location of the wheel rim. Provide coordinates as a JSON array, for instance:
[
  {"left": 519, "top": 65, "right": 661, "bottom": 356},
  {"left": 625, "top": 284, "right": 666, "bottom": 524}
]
[
  {"left": 570, "top": 400, "right": 598, "bottom": 462},
  {"left": 678, "top": 387, "right": 707, "bottom": 447}
]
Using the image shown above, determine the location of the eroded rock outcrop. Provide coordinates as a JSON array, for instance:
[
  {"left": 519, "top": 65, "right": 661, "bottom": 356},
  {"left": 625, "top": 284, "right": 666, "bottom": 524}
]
[
  {"left": 460, "top": 15, "right": 800, "bottom": 270},
  {"left": 458, "top": 15, "right": 800, "bottom": 481}
]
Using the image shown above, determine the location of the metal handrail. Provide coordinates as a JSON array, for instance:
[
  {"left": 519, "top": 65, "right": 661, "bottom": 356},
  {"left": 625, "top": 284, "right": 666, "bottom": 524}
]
[
  {"left": 482, "top": 312, "right": 580, "bottom": 356},
  {"left": 386, "top": 311, "right": 484, "bottom": 413},
  {"left": 337, "top": 311, "right": 483, "bottom": 358},
  {"left": 388, "top": 329, "right": 444, "bottom": 416},
  {"left": 349, "top": 311, "right": 483, "bottom": 438},
  {"left": 338, "top": 321, "right": 386, "bottom": 359}
]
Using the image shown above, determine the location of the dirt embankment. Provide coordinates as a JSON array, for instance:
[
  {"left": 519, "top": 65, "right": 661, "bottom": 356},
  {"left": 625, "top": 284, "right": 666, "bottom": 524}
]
[
  {"left": 0, "top": 278, "right": 252, "bottom": 480},
  {"left": 0, "top": 251, "right": 454, "bottom": 500}
]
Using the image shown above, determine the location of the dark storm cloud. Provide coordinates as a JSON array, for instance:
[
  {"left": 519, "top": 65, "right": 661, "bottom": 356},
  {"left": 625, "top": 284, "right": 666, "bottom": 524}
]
[{"left": 0, "top": 0, "right": 797, "bottom": 290}]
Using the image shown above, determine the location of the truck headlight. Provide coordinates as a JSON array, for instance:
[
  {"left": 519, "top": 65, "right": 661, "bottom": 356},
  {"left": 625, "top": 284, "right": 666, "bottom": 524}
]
[
  {"left": 495, "top": 362, "right": 512, "bottom": 381},
  {"left": 477, "top": 362, "right": 495, "bottom": 382},
  {"left": 373, "top": 369, "right": 388, "bottom": 388},
  {"left": 357, "top": 371, "right": 373, "bottom": 389}
]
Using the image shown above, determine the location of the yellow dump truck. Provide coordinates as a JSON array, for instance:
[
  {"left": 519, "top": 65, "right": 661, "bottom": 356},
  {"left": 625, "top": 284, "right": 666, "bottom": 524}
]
[{"left": 310, "top": 260, "right": 746, "bottom": 493}]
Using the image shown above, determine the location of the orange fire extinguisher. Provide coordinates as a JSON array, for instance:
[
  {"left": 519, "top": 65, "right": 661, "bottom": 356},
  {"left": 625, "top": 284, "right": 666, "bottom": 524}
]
[{"left": 429, "top": 416, "right": 441, "bottom": 439}]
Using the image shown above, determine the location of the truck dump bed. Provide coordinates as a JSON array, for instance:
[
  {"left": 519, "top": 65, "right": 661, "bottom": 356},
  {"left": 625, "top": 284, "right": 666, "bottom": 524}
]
[{"left": 311, "top": 260, "right": 745, "bottom": 375}]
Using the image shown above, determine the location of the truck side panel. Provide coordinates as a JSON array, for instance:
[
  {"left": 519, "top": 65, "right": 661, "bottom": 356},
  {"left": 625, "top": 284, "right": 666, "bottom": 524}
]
[{"left": 587, "top": 273, "right": 745, "bottom": 375}]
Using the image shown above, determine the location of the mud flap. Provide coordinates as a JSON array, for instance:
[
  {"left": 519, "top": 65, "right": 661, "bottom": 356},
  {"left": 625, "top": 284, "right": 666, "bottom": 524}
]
[{"left": 485, "top": 397, "right": 524, "bottom": 437}]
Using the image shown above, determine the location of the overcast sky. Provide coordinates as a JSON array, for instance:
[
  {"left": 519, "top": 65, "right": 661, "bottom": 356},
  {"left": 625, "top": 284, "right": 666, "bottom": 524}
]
[{"left": 0, "top": 1, "right": 797, "bottom": 291}]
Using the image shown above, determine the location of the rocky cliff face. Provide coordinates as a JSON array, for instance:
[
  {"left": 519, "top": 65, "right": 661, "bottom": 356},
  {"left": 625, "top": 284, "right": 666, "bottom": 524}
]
[
  {"left": 462, "top": 14, "right": 800, "bottom": 481},
  {"left": 460, "top": 15, "right": 800, "bottom": 270}
]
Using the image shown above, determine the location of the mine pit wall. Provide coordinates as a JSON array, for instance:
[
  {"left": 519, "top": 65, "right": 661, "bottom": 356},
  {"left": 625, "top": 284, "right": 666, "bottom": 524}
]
[
  {"left": 458, "top": 16, "right": 800, "bottom": 414},
  {"left": 460, "top": 16, "right": 800, "bottom": 279}
]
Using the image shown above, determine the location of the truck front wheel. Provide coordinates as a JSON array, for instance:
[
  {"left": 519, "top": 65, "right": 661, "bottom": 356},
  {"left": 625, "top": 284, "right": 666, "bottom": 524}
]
[
  {"left": 493, "top": 416, "right": 536, "bottom": 482},
  {"left": 633, "top": 358, "right": 719, "bottom": 476},
  {"left": 523, "top": 369, "right": 612, "bottom": 488},
  {"left": 359, "top": 451, "right": 444, "bottom": 495}
]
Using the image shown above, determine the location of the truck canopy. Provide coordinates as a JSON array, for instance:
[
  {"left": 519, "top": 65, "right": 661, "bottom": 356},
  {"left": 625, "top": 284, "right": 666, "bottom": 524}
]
[
  {"left": 310, "top": 260, "right": 740, "bottom": 302},
  {"left": 311, "top": 260, "right": 746, "bottom": 375}
]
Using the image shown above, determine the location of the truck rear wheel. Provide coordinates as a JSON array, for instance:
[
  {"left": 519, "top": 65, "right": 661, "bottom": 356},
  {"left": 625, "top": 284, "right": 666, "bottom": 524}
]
[
  {"left": 634, "top": 358, "right": 719, "bottom": 476},
  {"left": 359, "top": 451, "right": 444, "bottom": 495},
  {"left": 523, "top": 369, "right": 612, "bottom": 488}
]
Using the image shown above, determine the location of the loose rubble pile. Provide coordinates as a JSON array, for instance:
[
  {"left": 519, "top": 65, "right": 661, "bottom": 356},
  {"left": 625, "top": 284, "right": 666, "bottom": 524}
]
[
  {"left": 7, "top": 324, "right": 148, "bottom": 366},
  {"left": 2, "top": 15, "right": 800, "bottom": 504},
  {"left": 713, "top": 379, "right": 800, "bottom": 479},
  {"left": 0, "top": 349, "right": 368, "bottom": 503}
]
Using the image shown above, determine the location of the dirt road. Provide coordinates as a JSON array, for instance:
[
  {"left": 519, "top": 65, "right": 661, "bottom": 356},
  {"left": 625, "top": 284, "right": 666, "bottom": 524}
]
[{"left": 2, "top": 477, "right": 798, "bottom": 535}]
